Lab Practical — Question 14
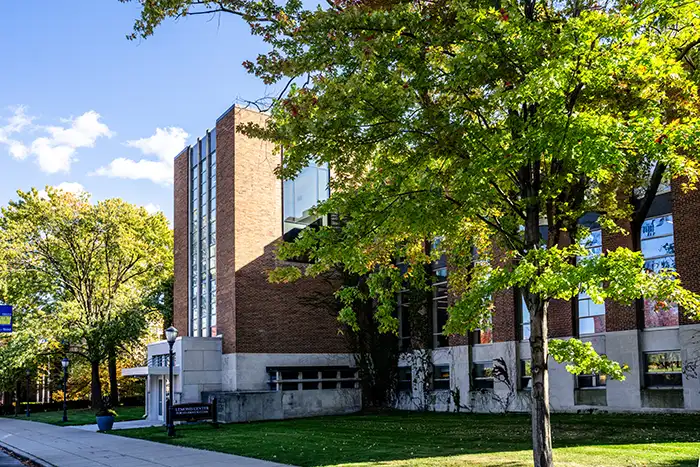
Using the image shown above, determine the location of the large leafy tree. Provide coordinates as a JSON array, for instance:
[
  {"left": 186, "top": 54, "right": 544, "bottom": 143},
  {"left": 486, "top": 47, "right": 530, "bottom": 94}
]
[
  {"left": 122, "top": 0, "right": 700, "bottom": 464},
  {"left": 0, "top": 189, "right": 172, "bottom": 408}
]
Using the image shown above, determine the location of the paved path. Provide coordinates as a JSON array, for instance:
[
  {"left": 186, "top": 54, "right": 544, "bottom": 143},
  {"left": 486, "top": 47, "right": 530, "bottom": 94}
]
[
  {"left": 0, "top": 418, "right": 291, "bottom": 467},
  {"left": 73, "top": 420, "right": 163, "bottom": 432}
]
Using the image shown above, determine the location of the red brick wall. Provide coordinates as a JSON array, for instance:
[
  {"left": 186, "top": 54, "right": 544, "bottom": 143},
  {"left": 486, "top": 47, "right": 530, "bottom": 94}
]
[
  {"left": 493, "top": 289, "right": 517, "bottom": 342},
  {"left": 216, "top": 108, "right": 237, "bottom": 352},
  {"left": 672, "top": 180, "right": 700, "bottom": 325},
  {"left": 548, "top": 299, "right": 574, "bottom": 338},
  {"left": 173, "top": 148, "right": 190, "bottom": 335},
  {"left": 216, "top": 106, "right": 349, "bottom": 355},
  {"left": 603, "top": 220, "right": 640, "bottom": 331},
  {"left": 548, "top": 232, "right": 575, "bottom": 338}
]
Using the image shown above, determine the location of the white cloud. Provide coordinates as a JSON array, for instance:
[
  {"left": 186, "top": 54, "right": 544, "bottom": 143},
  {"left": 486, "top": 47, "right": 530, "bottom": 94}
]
[
  {"left": 93, "top": 127, "right": 188, "bottom": 186},
  {"left": 143, "top": 203, "right": 161, "bottom": 214},
  {"left": 54, "top": 182, "right": 86, "bottom": 194},
  {"left": 0, "top": 107, "right": 33, "bottom": 160},
  {"left": 38, "top": 182, "right": 87, "bottom": 199},
  {"left": 0, "top": 108, "right": 112, "bottom": 173}
]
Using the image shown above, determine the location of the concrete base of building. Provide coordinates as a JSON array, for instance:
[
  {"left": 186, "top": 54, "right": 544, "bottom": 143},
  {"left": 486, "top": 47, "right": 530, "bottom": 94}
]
[{"left": 202, "top": 388, "right": 362, "bottom": 423}]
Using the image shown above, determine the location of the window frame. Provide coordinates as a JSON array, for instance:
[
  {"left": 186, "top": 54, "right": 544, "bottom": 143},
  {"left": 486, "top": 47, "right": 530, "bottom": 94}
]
[
  {"left": 576, "top": 373, "right": 607, "bottom": 389},
  {"left": 397, "top": 367, "right": 412, "bottom": 393},
  {"left": 519, "top": 292, "right": 531, "bottom": 341},
  {"left": 471, "top": 361, "right": 494, "bottom": 391},
  {"left": 432, "top": 266, "right": 449, "bottom": 349},
  {"left": 640, "top": 214, "right": 678, "bottom": 329},
  {"left": 643, "top": 351, "right": 683, "bottom": 389},
  {"left": 432, "top": 364, "right": 451, "bottom": 391},
  {"left": 520, "top": 360, "right": 532, "bottom": 391},
  {"left": 577, "top": 229, "right": 606, "bottom": 336}
]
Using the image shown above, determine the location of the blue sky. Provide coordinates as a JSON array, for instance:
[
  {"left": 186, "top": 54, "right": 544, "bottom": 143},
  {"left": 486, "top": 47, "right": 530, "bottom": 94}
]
[{"left": 0, "top": 0, "right": 273, "bottom": 220}]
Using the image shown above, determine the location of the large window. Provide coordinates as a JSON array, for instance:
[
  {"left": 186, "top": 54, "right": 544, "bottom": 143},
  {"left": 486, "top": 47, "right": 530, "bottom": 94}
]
[
  {"left": 644, "top": 351, "right": 682, "bottom": 388},
  {"left": 189, "top": 130, "right": 217, "bottom": 337},
  {"left": 283, "top": 163, "right": 330, "bottom": 235},
  {"left": 578, "top": 230, "right": 605, "bottom": 335},
  {"left": 472, "top": 362, "right": 494, "bottom": 390},
  {"left": 519, "top": 293, "right": 531, "bottom": 341},
  {"left": 641, "top": 215, "right": 678, "bottom": 328},
  {"left": 267, "top": 367, "right": 358, "bottom": 391},
  {"left": 432, "top": 265, "right": 449, "bottom": 348}
]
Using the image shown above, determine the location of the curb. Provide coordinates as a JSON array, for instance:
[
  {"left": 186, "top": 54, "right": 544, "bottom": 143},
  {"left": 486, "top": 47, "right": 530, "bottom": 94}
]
[{"left": 0, "top": 441, "right": 53, "bottom": 467}]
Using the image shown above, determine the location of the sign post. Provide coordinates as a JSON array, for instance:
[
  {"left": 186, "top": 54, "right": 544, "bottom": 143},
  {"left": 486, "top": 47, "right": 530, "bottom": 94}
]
[{"left": 0, "top": 306, "right": 12, "bottom": 333}]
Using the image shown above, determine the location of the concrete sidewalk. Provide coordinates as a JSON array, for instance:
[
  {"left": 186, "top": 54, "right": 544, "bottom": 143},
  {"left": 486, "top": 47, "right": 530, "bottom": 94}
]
[{"left": 0, "top": 418, "right": 292, "bottom": 467}]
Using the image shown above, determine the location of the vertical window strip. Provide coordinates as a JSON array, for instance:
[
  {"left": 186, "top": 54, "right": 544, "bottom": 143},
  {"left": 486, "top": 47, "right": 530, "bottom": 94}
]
[
  {"left": 641, "top": 215, "right": 677, "bottom": 328},
  {"left": 577, "top": 229, "right": 605, "bottom": 335}
]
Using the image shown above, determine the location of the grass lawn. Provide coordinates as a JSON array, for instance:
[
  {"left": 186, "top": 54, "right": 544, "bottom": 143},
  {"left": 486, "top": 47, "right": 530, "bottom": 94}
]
[
  {"left": 112, "top": 410, "right": 700, "bottom": 466},
  {"left": 6, "top": 405, "right": 145, "bottom": 426}
]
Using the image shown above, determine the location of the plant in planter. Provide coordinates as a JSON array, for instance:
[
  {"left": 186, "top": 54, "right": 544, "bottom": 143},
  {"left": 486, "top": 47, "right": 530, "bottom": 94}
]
[{"left": 95, "top": 396, "right": 117, "bottom": 431}]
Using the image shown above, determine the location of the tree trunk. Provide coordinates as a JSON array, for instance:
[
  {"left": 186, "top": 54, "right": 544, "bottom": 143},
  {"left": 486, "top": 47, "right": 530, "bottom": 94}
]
[
  {"left": 90, "top": 360, "right": 103, "bottom": 410},
  {"left": 108, "top": 350, "right": 119, "bottom": 405},
  {"left": 528, "top": 293, "right": 553, "bottom": 467},
  {"left": 522, "top": 178, "right": 553, "bottom": 467}
]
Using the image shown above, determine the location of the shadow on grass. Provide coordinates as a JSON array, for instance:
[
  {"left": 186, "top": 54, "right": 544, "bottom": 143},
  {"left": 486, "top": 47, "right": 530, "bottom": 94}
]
[{"left": 111, "top": 411, "right": 700, "bottom": 467}]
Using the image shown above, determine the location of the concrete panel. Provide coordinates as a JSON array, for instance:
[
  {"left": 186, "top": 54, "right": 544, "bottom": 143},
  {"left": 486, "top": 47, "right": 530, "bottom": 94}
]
[
  {"left": 282, "top": 389, "right": 361, "bottom": 418},
  {"left": 181, "top": 350, "right": 204, "bottom": 370},
  {"left": 549, "top": 359, "right": 575, "bottom": 409},
  {"left": 202, "top": 351, "right": 223, "bottom": 371},
  {"left": 221, "top": 354, "right": 237, "bottom": 391},
  {"left": 232, "top": 353, "right": 355, "bottom": 391},
  {"left": 605, "top": 330, "right": 642, "bottom": 409},
  {"left": 581, "top": 334, "right": 606, "bottom": 355},
  {"left": 181, "top": 384, "right": 202, "bottom": 403},
  {"left": 640, "top": 328, "right": 680, "bottom": 352},
  {"left": 680, "top": 324, "right": 700, "bottom": 409},
  {"left": 183, "top": 370, "right": 223, "bottom": 385}
]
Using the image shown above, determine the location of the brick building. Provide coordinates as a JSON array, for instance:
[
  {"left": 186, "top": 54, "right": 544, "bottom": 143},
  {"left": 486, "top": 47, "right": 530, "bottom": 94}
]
[{"left": 128, "top": 104, "right": 700, "bottom": 422}]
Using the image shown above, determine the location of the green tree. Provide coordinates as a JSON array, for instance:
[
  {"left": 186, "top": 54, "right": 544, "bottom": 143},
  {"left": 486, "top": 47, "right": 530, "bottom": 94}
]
[
  {"left": 0, "top": 188, "right": 172, "bottom": 409},
  {"left": 122, "top": 0, "right": 700, "bottom": 464}
]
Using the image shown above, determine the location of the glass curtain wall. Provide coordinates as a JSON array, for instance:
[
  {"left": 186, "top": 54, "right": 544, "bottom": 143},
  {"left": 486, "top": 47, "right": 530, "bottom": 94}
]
[{"left": 189, "top": 129, "right": 217, "bottom": 337}]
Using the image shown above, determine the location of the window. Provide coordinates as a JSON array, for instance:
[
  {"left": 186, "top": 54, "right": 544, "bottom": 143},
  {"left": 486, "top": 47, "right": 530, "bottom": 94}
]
[
  {"left": 396, "top": 270, "right": 412, "bottom": 351},
  {"left": 150, "top": 354, "right": 175, "bottom": 367},
  {"left": 578, "top": 230, "right": 605, "bottom": 335},
  {"left": 472, "top": 362, "right": 494, "bottom": 390},
  {"left": 189, "top": 130, "right": 217, "bottom": 337},
  {"left": 520, "top": 360, "right": 532, "bottom": 390},
  {"left": 433, "top": 365, "right": 450, "bottom": 390},
  {"left": 267, "top": 367, "right": 359, "bottom": 391},
  {"left": 398, "top": 367, "right": 412, "bottom": 392},
  {"left": 283, "top": 163, "right": 330, "bottom": 235},
  {"left": 519, "top": 293, "right": 531, "bottom": 341},
  {"left": 641, "top": 215, "right": 678, "bottom": 328},
  {"left": 644, "top": 351, "right": 682, "bottom": 388},
  {"left": 432, "top": 266, "right": 449, "bottom": 348},
  {"left": 473, "top": 326, "right": 493, "bottom": 345},
  {"left": 577, "top": 373, "right": 607, "bottom": 389}
]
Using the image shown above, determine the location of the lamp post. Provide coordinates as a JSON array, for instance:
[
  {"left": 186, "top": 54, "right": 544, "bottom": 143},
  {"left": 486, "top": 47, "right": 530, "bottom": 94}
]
[
  {"left": 165, "top": 326, "right": 178, "bottom": 437},
  {"left": 61, "top": 357, "right": 69, "bottom": 423},
  {"left": 25, "top": 369, "right": 30, "bottom": 417}
]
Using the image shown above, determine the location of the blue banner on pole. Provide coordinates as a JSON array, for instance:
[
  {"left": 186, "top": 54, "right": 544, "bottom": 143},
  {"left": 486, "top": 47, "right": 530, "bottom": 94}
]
[{"left": 0, "top": 305, "right": 12, "bottom": 333}]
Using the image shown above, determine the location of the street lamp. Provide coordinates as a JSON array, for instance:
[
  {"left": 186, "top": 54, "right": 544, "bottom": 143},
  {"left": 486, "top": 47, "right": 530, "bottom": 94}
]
[
  {"left": 61, "top": 357, "right": 70, "bottom": 423},
  {"left": 25, "top": 369, "right": 30, "bottom": 417},
  {"left": 165, "top": 326, "right": 178, "bottom": 437}
]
